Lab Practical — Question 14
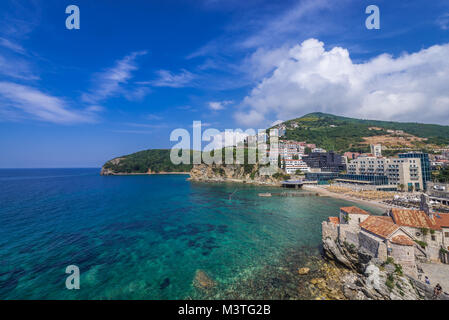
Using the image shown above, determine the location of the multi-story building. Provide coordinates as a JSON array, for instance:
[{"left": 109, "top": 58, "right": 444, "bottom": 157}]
[
  {"left": 283, "top": 159, "right": 310, "bottom": 174},
  {"left": 312, "top": 147, "right": 326, "bottom": 153},
  {"left": 302, "top": 151, "right": 346, "bottom": 173},
  {"left": 346, "top": 155, "right": 423, "bottom": 191},
  {"left": 398, "top": 152, "right": 431, "bottom": 190},
  {"left": 370, "top": 144, "right": 382, "bottom": 157},
  {"left": 278, "top": 140, "right": 305, "bottom": 160}
]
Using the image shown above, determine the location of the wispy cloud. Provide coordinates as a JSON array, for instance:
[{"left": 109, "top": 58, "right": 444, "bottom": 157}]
[
  {"left": 111, "top": 129, "right": 154, "bottom": 135},
  {"left": 124, "top": 122, "right": 168, "bottom": 129},
  {"left": 0, "top": 0, "right": 41, "bottom": 38},
  {"left": 177, "top": 105, "right": 198, "bottom": 112},
  {"left": 208, "top": 100, "right": 233, "bottom": 110},
  {"left": 0, "top": 37, "right": 26, "bottom": 54},
  {"left": 437, "top": 13, "right": 449, "bottom": 30},
  {"left": 0, "top": 54, "right": 38, "bottom": 80},
  {"left": 82, "top": 51, "right": 148, "bottom": 104},
  {"left": 149, "top": 69, "right": 196, "bottom": 88},
  {"left": 0, "top": 82, "right": 100, "bottom": 124},
  {"left": 146, "top": 114, "right": 163, "bottom": 120}
]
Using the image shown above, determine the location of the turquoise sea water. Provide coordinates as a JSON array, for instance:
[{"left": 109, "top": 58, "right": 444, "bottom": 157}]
[{"left": 0, "top": 168, "right": 382, "bottom": 299}]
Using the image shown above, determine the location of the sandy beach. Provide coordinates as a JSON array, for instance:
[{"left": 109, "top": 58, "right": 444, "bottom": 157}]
[{"left": 303, "top": 185, "right": 391, "bottom": 212}]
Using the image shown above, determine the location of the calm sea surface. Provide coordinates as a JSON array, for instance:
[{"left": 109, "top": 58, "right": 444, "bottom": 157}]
[{"left": 0, "top": 168, "right": 382, "bottom": 299}]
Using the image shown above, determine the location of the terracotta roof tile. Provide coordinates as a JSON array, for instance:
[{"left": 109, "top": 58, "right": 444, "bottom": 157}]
[
  {"left": 377, "top": 216, "right": 394, "bottom": 222},
  {"left": 360, "top": 216, "right": 399, "bottom": 239},
  {"left": 390, "top": 208, "right": 438, "bottom": 230},
  {"left": 435, "top": 213, "right": 449, "bottom": 229},
  {"left": 391, "top": 235, "right": 414, "bottom": 246},
  {"left": 328, "top": 217, "right": 340, "bottom": 225},
  {"left": 340, "top": 206, "right": 370, "bottom": 215}
]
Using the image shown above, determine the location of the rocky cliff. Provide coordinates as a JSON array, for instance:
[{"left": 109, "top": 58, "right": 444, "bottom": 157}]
[
  {"left": 188, "top": 163, "right": 287, "bottom": 185},
  {"left": 320, "top": 232, "right": 449, "bottom": 300}
]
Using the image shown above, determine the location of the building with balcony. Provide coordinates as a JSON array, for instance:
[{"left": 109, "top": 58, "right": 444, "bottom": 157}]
[{"left": 345, "top": 155, "right": 424, "bottom": 191}]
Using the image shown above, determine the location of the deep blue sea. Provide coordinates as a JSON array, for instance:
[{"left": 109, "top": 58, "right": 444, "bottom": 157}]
[{"left": 0, "top": 168, "right": 382, "bottom": 299}]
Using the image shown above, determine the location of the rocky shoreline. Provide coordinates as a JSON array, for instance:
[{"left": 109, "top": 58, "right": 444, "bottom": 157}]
[
  {"left": 321, "top": 225, "right": 449, "bottom": 300},
  {"left": 188, "top": 163, "right": 284, "bottom": 186}
]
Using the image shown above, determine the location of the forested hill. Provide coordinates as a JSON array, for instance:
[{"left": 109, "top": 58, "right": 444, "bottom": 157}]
[
  {"left": 101, "top": 149, "right": 194, "bottom": 175},
  {"left": 277, "top": 112, "right": 449, "bottom": 154}
]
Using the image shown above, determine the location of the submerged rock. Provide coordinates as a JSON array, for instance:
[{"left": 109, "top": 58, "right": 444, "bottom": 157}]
[
  {"left": 193, "top": 270, "right": 216, "bottom": 291},
  {"left": 298, "top": 267, "right": 310, "bottom": 275}
]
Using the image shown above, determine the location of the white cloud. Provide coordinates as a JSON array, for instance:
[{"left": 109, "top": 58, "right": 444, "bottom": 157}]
[
  {"left": 208, "top": 100, "right": 233, "bottom": 110},
  {"left": 437, "top": 13, "right": 449, "bottom": 30},
  {"left": 271, "top": 119, "right": 284, "bottom": 126},
  {"left": 0, "top": 82, "right": 100, "bottom": 124},
  {"left": 150, "top": 69, "right": 195, "bottom": 88},
  {"left": 82, "top": 51, "right": 148, "bottom": 104},
  {"left": 235, "top": 39, "right": 449, "bottom": 126}
]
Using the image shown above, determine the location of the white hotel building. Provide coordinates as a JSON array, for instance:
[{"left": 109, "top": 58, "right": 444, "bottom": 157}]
[{"left": 347, "top": 156, "right": 423, "bottom": 190}]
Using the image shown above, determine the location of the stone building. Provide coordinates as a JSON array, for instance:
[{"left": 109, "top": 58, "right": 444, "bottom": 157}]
[
  {"left": 388, "top": 208, "right": 449, "bottom": 261},
  {"left": 339, "top": 206, "right": 370, "bottom": 227},
  {"left": 323, "top": 206, "right": 417, "bottom": 277},
  {"left": 359, "top": 216, "right": 416, "bottom": 277},
  {"left": 387, "top": 208, "right": 444, "bottom": 261}
]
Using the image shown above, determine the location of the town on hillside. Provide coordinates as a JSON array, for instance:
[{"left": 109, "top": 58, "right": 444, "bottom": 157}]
[{"left": 244, "top": 123, "right": 449, "bottom": 188}]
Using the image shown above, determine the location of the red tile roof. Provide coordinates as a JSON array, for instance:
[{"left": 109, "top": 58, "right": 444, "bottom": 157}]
[
  {"left": 340, "top": 206, "right": 370, "bottom": 215},
  {"left": 390, "top": 208, "right": 438, "bottom": 230},
  {"left": 435, "top": 213, "right": 449, "bottom": 229},
  {"left": 377, "top": 216, "right": 394, "bottom": 222},
  {"left": 391, "top": 235, "right": 414, "bottom": 246},
  {"left": 328, "top": 217, "right": 340, "bottom": 225},
  {"left": 360, "top": 216, "right": 399, "bottom": 239}
]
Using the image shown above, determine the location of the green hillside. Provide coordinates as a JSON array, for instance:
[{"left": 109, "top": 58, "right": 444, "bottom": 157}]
[
  {"left": 278, "top": 112, "right": 449, "bottom": 153},
  {"left": 102, "top": 149, "right": 194, "bottom": 174}
]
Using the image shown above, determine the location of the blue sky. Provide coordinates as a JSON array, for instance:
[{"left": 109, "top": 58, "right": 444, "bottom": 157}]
[{"left": 0, "top": 0, "right": 449, "bottom": 167}]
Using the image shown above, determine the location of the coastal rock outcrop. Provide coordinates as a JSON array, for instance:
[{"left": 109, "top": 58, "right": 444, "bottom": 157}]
[
  {"left": 322, "top": 235, "right": 423, "bottom": 300},
  {"left": 189, "top": 163, "right": 285, "bottom": 185},
  {"left": 100, "top": 158, "right": 125, "bottom": 175}
]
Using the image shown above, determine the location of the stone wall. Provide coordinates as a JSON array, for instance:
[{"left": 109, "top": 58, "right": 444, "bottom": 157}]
[
  {"left": 402, "top": 226, "right": 442, "bottom": 261},
  {"left": 390, "top": 243, "right": 417, "bottom": 277},
  {"left": 322, "top": 221, "right": 338, "bottom": 241},
  {"left": 338, "top": 224, "right": 360, "bottom": 244},
  {"left": 359, "top": 231, "right": 381, "bottom": 258}
]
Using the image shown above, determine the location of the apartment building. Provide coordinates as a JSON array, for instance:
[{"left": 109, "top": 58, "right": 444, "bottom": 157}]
[
  {"left": 278, "top": 140, "right": 305, "bottom": 160},
  {"left": 346, "top": 156, "right": 424, "bottom": 190},
  {"left": 283, "top": 159, "right": 310, "bottom": 174},
  {"left": 370, "top": 144, "right": 382, "bottom": 157},
  {"left": 302, "top": 151, "right": 346, "bottom": 173}
]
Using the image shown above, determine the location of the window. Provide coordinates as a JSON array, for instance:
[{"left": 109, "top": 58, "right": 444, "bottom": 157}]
[
  {"left": 445, "top": 232, "right": 449, "bottom": 238},
  {"left": 431, "top": 235, "right": 436, "bottom": 241}
]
